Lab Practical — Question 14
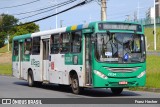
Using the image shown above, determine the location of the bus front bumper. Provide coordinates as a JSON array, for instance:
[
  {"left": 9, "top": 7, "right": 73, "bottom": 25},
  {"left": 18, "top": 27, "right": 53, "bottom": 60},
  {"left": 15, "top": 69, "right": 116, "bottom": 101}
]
[{"left": 92, "top": 73, "right": 146, "bottom": 88}]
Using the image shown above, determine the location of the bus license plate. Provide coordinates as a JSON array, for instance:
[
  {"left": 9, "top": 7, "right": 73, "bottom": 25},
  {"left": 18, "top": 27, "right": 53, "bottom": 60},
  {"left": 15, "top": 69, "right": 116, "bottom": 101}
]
[{"left": 119, "top": 81, "right": 128, "bottom": 85}]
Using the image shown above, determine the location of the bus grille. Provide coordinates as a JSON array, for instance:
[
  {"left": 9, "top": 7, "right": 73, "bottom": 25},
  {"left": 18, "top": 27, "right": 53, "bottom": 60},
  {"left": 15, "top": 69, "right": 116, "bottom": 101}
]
[{"left": 105, "top": 67, "right": 140, "bottom": 72}]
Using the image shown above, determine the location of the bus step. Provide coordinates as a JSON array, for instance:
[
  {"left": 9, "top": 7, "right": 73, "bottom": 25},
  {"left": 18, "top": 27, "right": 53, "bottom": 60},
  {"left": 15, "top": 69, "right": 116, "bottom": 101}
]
[
  {"left": 86, "top": 84, "right": 92, "bottom": 86},
  {"left": 42, "top": 80, "right": 49, "bottom": 84}
]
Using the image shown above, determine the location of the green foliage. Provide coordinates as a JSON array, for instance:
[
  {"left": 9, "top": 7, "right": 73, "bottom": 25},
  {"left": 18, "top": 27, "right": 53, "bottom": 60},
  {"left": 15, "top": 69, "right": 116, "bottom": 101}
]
[
  {"left": 146, "top": 55, "right": 160, "bottom": 88},
  {"left": 144, "top": 27, "right": 160, "bottom": 50},
  {"left": 0, "top": 14, "right": 18, "bottom": 48},
  {"left": 0, "top": 13, "right": 39, "bottom": 48},
  {"left": 9, "top": 22, "right": 39, "bottom": 43}
]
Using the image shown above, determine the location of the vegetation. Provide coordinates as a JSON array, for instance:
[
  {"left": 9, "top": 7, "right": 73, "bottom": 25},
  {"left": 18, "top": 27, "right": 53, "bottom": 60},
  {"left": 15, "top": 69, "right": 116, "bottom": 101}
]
[
  {"left": 145, "top": 55, "right": 160, "bottom": 88},
  {"left": 144, "top": 27, "right": 160, "bottom": 50},
  {"left": 0, "top": 63, "right": 12, "bottom": 75},
  {"left": 0, "top": 14, "right": 18, "bottom": 48},
  {"left": 0, "top": 13, "right": 39, "bottom": 48},
  {"left": 0, "top": 44, "right": 11, "bottom": 53}
]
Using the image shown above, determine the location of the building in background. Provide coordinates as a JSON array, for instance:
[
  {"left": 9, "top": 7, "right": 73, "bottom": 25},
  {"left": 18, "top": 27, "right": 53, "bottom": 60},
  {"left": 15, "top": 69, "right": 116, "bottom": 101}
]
[
  {"left": 146, "top": 7, "right": 155, "bottom": 19},
  {"left": 155, "top": 0, "right": 160, "bottom": 17},
  {"left": 146, "top": 0, "right": 160, "bottom": 19}
]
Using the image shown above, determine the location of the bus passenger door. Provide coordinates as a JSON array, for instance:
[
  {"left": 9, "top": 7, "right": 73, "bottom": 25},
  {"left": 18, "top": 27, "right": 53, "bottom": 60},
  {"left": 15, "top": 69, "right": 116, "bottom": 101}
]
[
  {"left": 42, "top": 39, "right": 49, "bottom": 81},
  {"left": 85, "top": 34, "right": 92, "bottom": 85}
]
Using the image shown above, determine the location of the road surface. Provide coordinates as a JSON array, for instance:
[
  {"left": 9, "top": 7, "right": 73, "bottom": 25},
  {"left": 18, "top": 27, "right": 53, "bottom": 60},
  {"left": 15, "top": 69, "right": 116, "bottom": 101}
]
[{"left": 0, "top": 75, "right": 159, "bottom": 107}]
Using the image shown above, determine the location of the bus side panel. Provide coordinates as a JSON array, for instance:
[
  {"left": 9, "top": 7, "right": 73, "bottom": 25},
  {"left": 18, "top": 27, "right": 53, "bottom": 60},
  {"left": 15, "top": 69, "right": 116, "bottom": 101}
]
[
  {"left": 49, "top": 54, "right": 67, "bottom": 84},
  {"left": 49, "top": 55, "right": 59, "bottom": 84},
  {"left": 22, "top": 62, "right": 31, "bottom": 80},
  {"left": 12, "top": 61, "right": 19, "bottom": 78},
  {"left": 30, "top": 55, "right": 42, "bottom": 81},
  {"left": 49, "top": 54, "right": 83, "bottom": 86}
]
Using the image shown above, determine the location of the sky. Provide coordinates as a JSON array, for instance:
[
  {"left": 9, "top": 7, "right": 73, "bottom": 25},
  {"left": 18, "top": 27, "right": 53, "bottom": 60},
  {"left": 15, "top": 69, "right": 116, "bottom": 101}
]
[{"left": 0, "top": 0, "right": 153, "bottom": 31}]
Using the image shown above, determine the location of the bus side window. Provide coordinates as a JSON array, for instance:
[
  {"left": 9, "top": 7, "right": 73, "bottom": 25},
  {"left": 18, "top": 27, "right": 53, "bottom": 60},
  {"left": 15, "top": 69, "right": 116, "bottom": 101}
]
[
  {"left": 24, "top": 38, "right": 32, "bottom": 55},
  {"left": 32, "top": 37, "right": 40, "bottom": 55},
  {"left": 71, "top": 31, "right": 82, "bottom": 53},
  {"left": 13, "top": 40, "right": 19, "bottom": 56},
  {"left": 61, "top": 33, "right": 71, "bottom": 53},
  {"left": 50, "top": 34, "right": 60, "bottom": 54}
]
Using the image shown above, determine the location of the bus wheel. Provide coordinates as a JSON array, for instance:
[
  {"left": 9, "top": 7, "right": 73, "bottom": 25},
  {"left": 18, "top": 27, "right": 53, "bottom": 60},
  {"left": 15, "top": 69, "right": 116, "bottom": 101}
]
[
  {"left": 28, "top": 71, "right": 34, "bottom": 87},
  {"left": 111, "top": 88, "right": 123, "bottom": 95},
  {"left": 71, "top": 74, "right": 80, "bottom": 94}
]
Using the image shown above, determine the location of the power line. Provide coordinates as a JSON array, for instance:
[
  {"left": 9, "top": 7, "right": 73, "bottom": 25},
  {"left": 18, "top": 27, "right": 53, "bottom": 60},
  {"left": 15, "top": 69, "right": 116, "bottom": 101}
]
[
  {"left": 18, "top": 0, "right": 77, "bottom": 20},
  {"left": 12, "top": 0, "right": 77, "bottom": 16},
  {"left": 0, "top": 0, "right": 40, "bottom": 10},
  {"left": 2, "top": 0, "right": 92, "bottom": 29}
]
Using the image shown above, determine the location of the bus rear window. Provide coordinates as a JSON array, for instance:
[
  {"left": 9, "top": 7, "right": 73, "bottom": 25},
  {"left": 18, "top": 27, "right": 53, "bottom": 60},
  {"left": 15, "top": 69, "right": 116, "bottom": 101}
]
[{"left": 13, "top": 41, "right": 19, "bottom": 56}]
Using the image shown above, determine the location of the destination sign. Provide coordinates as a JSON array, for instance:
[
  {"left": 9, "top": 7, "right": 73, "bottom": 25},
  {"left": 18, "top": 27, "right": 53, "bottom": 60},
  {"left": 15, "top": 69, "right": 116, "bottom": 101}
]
[{"left": 98, "top": 23, "right": 142, "bottom": 32}]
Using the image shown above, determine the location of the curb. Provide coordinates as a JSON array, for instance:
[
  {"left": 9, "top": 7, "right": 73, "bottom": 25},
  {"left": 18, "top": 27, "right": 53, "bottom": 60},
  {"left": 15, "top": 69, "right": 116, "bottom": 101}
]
[
  {"left": 129, "top": 87, "right": 160, "bottom": 93},
  {"left": 138, "top": 87, "right": 160, "bottom": 93}
]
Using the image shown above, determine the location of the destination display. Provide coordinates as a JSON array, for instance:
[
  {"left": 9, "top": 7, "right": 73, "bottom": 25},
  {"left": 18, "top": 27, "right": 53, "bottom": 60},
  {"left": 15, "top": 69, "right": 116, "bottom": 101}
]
[{"left": 98, "top": 23, "right": 142, "bottom": 32}]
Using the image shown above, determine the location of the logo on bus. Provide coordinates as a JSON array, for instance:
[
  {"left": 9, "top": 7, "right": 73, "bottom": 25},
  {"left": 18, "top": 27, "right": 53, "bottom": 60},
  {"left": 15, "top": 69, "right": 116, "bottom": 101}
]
[{"left": 31, "top": 59, "right": 40, "bottom": 67}]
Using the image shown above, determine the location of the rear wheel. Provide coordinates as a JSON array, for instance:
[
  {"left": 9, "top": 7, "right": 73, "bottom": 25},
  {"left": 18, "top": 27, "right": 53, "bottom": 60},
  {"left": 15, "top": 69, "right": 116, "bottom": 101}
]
[
  {"left": 28, "top": 71, "right": 34, "bottom": 87},
  {"left": 111, "top": 88, "right": 123, "bottom": 95},
  {"left": 71, "top": 74, "right": 81, "bottom": 94}
]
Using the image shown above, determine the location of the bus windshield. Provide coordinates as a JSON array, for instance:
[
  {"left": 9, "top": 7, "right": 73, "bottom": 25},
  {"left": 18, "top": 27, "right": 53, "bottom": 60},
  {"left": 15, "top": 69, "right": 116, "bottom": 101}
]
[{"left": 95, "top": 33, "right": 145, "bottom": 63}]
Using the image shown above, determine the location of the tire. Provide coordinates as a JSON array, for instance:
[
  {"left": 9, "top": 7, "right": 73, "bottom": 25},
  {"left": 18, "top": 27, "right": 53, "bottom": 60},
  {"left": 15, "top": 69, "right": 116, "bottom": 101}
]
[
  {"left": 34, "top": 81, "right": 42, "bottom": 87},
  {"left": 28, "top": 71, "right": 34, "bottom": 87},
  {"left": 71, "top": 74, "right": 81, "bottom": 94},
  {"left": 111, "top": 88, "right": 123, "bottom": 95}
]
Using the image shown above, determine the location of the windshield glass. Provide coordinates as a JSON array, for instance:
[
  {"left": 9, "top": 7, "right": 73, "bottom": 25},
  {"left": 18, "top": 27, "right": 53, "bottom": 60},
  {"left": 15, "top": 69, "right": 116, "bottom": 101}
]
[{"left": 95, "top": 33, "right": 145, "bottom": 63}]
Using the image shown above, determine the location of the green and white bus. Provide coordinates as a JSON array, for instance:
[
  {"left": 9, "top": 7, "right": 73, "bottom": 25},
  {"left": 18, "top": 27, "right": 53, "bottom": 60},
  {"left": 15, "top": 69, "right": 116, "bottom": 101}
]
[{"left": 12, "top": 21, "right": 146, "bottom": 94}]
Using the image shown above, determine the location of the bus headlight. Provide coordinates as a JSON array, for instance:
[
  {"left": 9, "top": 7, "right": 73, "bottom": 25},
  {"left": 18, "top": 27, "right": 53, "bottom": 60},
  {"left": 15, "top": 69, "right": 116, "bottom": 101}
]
[
  {"left": 94, "top": 70, "right": 108, "bottom": 79},
  {"left": 137, "top": 71, "right": 146, "bottom": 78}
]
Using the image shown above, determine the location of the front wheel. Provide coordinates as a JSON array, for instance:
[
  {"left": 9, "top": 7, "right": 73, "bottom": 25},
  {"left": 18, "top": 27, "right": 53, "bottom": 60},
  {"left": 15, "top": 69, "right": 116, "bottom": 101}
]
[
  {"left": 71, "top": 74, "right": 81, "bottom": 94},
  {"left": 111, "top": 88, "right": 123, "bottom": 95}
]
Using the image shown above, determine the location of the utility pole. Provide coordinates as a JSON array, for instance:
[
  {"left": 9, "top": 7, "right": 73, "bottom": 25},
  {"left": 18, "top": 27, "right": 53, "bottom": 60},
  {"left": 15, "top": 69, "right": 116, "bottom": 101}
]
[
  {"left": 60, "top": 20, "right": 63, "bottom": 28},
  {"left": 101, "top": 0, "right": 107, "bottom": 21},
  {"left": 137, "top": 0, "right": 140, "bottom": 20},
  {"left": 7, "top": 34, "right": 10, "bottom": 52},
  {"left": 154, "top": 0, "right": 157, "bottom": 50}
]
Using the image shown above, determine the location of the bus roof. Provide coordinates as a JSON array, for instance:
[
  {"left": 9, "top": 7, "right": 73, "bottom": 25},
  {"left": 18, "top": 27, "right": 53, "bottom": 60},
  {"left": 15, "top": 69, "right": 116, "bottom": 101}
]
[
  {"left": 13, "top": 34, "right": 31, "bottom": 41},
  {"left": 13, "top": 21, "right": 142, "bottom": 40}
]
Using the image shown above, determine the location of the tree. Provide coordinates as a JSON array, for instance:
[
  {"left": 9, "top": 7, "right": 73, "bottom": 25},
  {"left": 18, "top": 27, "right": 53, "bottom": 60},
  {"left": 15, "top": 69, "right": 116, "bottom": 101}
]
[
  {"left": 0, "top": 14, "right": 18, "bottom": 47},
  {"left": 0, "top": 14, "right": 39, "bottom": 48},
  {"left": 10, "top": 22, "right": 39, "bottom": 43}
]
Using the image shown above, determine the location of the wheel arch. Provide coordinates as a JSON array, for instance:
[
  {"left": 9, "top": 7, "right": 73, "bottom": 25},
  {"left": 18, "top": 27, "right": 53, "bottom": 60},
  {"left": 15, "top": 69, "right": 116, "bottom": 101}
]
[
  {"left": 69, "top": 70, "right": 79, "bottom": 85},
  {"left": 27, "top": 68, "right": 33, "bottom": 80}
]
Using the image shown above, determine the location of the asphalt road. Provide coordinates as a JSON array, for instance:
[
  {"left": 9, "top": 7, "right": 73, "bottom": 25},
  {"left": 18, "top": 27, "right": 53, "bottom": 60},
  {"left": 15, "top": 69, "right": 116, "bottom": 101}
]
[{"left": 0, "top": 75, "right": 159, "bottom": 107}]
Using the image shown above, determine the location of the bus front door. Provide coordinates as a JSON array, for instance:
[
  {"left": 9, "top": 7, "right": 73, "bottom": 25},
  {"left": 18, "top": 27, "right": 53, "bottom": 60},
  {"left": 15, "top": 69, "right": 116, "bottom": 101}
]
[
  {"left": 85, "top": 34, "right": 92, "bottom": 85},
  {"left": 42, "top": 39, "right": 49, "bottom": 81}
]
